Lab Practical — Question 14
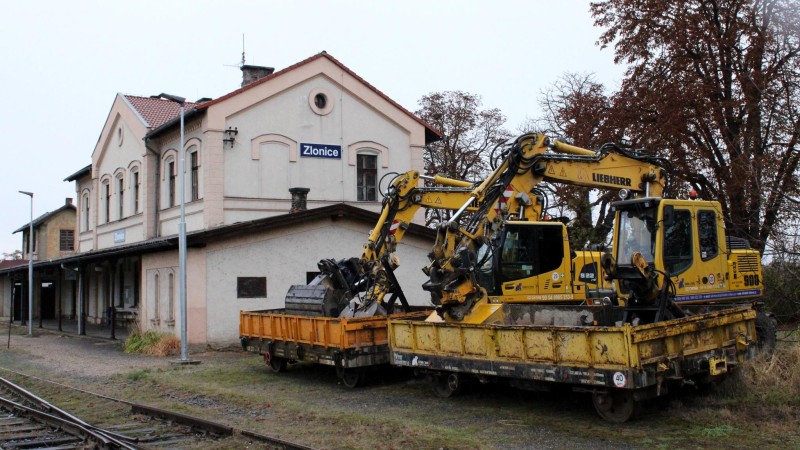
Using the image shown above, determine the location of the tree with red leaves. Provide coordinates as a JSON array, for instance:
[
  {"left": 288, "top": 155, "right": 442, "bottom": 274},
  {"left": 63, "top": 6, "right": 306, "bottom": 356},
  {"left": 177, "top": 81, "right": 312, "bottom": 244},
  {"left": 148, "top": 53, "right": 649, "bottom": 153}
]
[{"left": 591, "top": 0, "right": 800, "bottom": 253}]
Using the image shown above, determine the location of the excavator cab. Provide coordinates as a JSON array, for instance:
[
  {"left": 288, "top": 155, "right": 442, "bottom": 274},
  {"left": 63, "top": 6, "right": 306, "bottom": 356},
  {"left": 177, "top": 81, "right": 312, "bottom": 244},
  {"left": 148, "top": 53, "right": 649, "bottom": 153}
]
[
  {"left": 608, "top": 197, "right": 763, "bottom": 309},
  {"left": 612, "top": 198, "right": 659, "bottom": 282},
  {"left": 476, "top": 221, "right": 574, "bottom": 303}
]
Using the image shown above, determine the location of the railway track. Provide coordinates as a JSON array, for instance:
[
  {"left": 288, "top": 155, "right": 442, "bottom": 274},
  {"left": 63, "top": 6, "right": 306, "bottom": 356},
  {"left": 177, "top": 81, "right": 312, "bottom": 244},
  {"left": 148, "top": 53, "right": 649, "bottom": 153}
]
[{"left": 0, "top": 373, "right": 315, "bottom": 450}]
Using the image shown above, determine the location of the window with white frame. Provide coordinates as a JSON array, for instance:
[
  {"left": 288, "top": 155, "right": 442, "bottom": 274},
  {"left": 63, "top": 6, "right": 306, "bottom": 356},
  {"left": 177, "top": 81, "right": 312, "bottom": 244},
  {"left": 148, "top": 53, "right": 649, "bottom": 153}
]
[
  {"left": 116, "top": 174, "right": 124, "bottom": 219},
  {"left": 190, "top": 151, "right": 199, "bottom": 201},
  {"left": 131, "top": 168, "right": 140, "bottom": 214},
  {"left": 356, "top": 153, "right": 377, "bottom": 201},
  {"left": 168, "top": 272, "right": 175, "bottom": 323},
  {"left": 153, "top": 273, "right": 160, "bottom": 323},
  {"left": 167, "top": 160, "right": 176, "bottom": 207},
  {"left": 81, "top": 192, "right": 89, "bottom": 232},
  {"left": 102, "top": 180, "right": 111, "bottom": 223}
]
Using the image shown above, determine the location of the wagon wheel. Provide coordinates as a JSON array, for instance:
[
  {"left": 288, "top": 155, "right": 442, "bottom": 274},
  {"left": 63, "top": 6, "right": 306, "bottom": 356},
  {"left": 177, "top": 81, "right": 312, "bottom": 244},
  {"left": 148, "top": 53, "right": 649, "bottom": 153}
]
[
  {"left": 264, "top": 352, "right": 287, "bottom": 373},
  {"left": 592, "top": 390, "right": 640, "bottom": 423},
  {"left": 431, "top": 372, "right": 462, "bottom": 398},
  {"left": 337, "top": 367, "right": 365, "bottom": 389}
]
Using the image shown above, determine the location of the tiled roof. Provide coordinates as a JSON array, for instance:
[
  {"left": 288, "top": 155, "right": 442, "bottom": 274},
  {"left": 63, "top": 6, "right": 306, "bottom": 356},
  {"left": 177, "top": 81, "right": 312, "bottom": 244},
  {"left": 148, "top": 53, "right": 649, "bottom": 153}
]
[
  {"left": 123, "top": 95, "right": 199, "bottom": 129},
  {"left": 197, "top": 52, "right": 442, "bottom": 143},
  {"left": 0, "top": 260, "right": 27, "bottom": 271}
]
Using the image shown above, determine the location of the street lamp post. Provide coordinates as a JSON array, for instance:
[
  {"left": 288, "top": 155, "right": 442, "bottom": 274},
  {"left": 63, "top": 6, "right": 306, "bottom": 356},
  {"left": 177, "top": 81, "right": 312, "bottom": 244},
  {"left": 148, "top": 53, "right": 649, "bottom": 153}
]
[
  {"left": 18, "top": 191, "right": 33, "bottom": 337},
  {"left": 159, "top": 93, "right": 189, "bottom": 361}
]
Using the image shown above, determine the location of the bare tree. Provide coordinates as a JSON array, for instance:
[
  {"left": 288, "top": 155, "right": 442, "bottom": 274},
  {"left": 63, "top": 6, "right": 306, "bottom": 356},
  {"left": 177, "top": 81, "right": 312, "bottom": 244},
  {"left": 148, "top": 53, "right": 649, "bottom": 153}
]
[
  {"left": 533, "top": 73, "right": 620, "bottom": 248},
  {"left": 592, "top": 0, "right": 800, "bottom": 252},
  {"left": 2, "top": 250, "right": 22, "bottom": 260},
  {"left": 416, "top": 91, "right": 511, "bottom": 225}
]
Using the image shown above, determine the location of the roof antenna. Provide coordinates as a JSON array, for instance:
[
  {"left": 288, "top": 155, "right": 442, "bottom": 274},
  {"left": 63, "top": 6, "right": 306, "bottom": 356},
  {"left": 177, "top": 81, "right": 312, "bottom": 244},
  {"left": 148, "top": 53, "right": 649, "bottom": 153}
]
[{"left": 224, "top": 34, "right": 246, "bottom": 69}]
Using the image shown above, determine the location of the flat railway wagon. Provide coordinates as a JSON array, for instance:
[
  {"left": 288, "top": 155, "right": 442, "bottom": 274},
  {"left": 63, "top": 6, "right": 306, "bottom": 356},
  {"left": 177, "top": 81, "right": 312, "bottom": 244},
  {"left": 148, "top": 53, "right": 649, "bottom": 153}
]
[
  {"left": 240, "top": 309, "right": 429, "bottom": 387},
  {"left": 388, "top": 304, "right": 758, "bottom": 422}
]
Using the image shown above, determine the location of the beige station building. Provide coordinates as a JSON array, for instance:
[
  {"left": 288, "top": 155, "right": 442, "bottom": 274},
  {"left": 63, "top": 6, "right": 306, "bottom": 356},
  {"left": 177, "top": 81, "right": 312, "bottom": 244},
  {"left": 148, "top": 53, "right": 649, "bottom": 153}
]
[{"left": 0, "top": 52, "right": 440, "bottom": 345}]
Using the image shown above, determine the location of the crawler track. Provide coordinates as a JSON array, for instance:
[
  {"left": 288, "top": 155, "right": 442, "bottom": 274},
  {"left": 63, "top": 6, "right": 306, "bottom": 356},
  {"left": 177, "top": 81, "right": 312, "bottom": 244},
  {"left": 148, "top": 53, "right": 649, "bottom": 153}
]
[{"left": 0, "top": 374, "right": 315, "bottom": 449}]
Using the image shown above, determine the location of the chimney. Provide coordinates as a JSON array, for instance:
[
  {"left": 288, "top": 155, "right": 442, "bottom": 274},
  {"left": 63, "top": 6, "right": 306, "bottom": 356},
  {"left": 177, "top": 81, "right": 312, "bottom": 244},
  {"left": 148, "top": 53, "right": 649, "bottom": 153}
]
[
  {"left": 66, "top": 198, "right": 73, "bottom": 206},
  {"left": 289, "top": 187, "right": 310, "bottom": 213},
  {"left": 241, "top": 65, "right": 275, "bottom": 87}
]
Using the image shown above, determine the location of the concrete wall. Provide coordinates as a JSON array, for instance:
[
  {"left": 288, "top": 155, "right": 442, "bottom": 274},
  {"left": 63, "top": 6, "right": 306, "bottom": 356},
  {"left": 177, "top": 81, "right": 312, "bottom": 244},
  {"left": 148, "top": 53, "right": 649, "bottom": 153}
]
[{"left": 139, "top": 215, "right": 433, "bottom": 345}]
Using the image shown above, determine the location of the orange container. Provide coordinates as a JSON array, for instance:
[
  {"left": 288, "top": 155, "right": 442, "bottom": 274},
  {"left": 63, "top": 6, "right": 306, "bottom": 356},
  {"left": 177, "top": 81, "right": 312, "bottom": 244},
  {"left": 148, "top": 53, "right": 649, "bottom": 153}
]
[{"left": 240, "top": 309, "right": 430, "bottom": 351}]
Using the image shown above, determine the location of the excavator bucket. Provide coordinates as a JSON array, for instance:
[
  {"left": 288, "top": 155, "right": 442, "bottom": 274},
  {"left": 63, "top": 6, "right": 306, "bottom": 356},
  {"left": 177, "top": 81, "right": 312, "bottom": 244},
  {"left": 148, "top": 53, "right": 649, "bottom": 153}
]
[
  {"left": 284, "top": 258, "right": 363, "bottom": 317},
  {"left": 284, "top": 282, "right": 343, "bottom": 317}
]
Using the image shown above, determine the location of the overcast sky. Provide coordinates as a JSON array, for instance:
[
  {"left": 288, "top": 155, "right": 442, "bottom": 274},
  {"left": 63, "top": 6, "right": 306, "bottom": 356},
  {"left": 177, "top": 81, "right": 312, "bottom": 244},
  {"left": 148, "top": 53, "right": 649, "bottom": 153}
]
[{"left": 0, "top": 0, "right": 625, "bottom": 255}]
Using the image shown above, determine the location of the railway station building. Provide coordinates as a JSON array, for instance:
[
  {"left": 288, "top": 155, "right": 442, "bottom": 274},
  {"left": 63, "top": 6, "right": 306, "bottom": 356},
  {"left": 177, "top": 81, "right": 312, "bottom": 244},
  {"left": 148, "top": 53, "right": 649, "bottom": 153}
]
[{"left": 0, "top": 52, "right": 439, "bottom": 345}]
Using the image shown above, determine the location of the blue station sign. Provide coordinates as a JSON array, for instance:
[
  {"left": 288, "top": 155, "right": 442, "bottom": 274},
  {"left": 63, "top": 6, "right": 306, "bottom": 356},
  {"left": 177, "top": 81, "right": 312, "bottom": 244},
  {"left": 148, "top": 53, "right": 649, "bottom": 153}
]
[{"left": 300, "top": 143, "right": 342, "bottom": 159}]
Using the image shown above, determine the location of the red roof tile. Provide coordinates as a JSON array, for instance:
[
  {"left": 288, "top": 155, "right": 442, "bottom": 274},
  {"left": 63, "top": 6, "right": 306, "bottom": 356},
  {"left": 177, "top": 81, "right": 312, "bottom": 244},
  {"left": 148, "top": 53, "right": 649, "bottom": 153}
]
[
  {"left": 0, "top": 260, "right": 28, "bottom": 270},
  {"left": 197, "top": 52, "right": 441, "bottom": 142},
  {"left": 123, "top": 95, "right": 198, "bottom": 129}
]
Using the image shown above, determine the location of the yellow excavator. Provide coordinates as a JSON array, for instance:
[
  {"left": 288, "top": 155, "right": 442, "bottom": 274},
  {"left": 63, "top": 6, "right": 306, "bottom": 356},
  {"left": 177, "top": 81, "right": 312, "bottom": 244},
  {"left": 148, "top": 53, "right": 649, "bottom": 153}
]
[
  {"left": 420, "top": 134, "right": 764, "bottom": 328},
  {"left": 286, "top": 133, "right": 768, "bottom": 340}
]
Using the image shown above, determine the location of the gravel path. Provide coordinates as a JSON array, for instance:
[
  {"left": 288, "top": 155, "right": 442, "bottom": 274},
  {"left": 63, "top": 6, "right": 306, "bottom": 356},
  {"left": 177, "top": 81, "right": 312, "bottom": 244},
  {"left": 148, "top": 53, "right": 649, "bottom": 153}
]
[{"left": 0, "top": 325, "right": 170, "bottom": 380}]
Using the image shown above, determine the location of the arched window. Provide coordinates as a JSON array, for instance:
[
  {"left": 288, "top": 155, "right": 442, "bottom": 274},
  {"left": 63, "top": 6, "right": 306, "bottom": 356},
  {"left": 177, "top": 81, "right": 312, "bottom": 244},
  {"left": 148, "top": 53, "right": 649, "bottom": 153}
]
[
  {"left": 167, "top": 272, "right": 175, "bottom": 324},
  {"left": 81, "top": 191, "right": 90, "bottom": 232},
  {"left": 116, "top": 173, "right": 125, "bottom": 219},
  {"left": 190, "top": 150, "right": 199, "bottom": 201},
  {"left": 184, "top": 139, "right": 202, "bottom": 202},
  {"left": 129, "top": 165, "right": 141, "bottom": 214},
  {"left": 166, "top": 158, "right": 176, "bottom": 207},
  {"left": 101, "top": 179, "right": 111, "bottom": 223},
  {"left": 356, "top": 152, "right": 378, "bottom": 201},
  {"left": 153, "top": 273, "right": 160, "bottom": 323}
]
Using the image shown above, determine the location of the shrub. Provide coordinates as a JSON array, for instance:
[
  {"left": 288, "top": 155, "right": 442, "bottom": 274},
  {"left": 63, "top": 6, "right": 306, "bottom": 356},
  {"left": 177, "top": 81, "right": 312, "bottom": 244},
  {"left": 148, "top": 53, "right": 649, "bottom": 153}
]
[
  {"left": 738, "top": 339, "right": 800, "bottom": 406},
  {"left": 124, "top": 324, "right": 181, "bottom": 357},
  {"left": 761, "top": 263, "right": 800, "bottom": 325}
]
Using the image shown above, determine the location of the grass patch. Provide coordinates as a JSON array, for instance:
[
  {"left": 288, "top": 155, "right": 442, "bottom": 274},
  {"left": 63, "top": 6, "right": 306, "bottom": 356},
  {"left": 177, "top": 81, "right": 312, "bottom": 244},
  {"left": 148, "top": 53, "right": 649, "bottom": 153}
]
[
  {"left": 127, "top": 368, "right": 151, "bottom": 382},
  {"left": 722, "top": 336, "right": 800, "bottom": 406},
  {"left": 123, "top": 325, "right": 180, "bottom": 356},
  {"left": 692, "top": 424, "right": 735, "bottom": 437}
]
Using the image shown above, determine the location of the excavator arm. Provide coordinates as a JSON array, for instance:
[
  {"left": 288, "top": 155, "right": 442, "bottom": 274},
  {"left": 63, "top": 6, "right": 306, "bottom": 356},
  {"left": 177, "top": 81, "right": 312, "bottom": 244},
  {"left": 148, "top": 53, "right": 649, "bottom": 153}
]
[{"left": 284, "top": 170, "right": 482, "bottom": 317}]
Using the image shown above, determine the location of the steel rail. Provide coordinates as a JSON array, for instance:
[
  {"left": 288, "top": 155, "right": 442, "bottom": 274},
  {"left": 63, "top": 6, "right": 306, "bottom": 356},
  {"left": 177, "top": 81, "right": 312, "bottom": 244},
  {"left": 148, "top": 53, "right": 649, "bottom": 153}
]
[
  {"left": 0, "top": 394, "right": 144, "bottom": 449},
  {"left": 0, "top": 367, "right": 320, "bottom": 450},
  {"left": 0, "top": 376, "right": 144, "bottom": 450}
]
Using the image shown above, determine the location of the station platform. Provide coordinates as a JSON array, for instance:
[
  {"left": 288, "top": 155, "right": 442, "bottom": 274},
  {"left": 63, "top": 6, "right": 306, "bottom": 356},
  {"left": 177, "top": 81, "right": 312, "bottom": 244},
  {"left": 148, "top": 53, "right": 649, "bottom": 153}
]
[{"left": 3, "top": 317, "right": 130, "bottom": 341}]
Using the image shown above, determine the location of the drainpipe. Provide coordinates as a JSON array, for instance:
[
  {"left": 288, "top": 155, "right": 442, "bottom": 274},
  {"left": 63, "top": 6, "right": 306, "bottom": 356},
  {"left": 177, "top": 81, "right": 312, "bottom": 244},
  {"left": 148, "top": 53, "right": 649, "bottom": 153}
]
[{"left": 144, "top": 136, "right": 160, "bottom": 238}]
